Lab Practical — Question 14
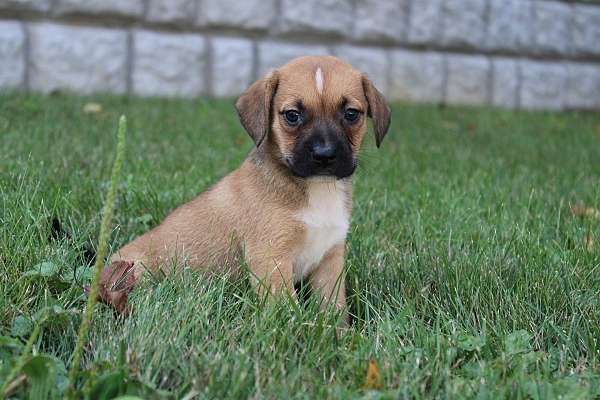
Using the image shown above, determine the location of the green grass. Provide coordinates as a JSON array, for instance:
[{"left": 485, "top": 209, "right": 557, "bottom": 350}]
[{"left": 1, "top": 92, "right": 600, "bottom": 399}]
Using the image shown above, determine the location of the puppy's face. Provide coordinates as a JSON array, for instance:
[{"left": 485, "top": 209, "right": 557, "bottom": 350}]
[{"left": 236, "top": 56, "right": 391, "bottom": 179}]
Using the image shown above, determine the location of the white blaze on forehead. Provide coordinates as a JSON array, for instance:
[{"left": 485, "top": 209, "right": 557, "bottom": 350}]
[{"left": 315, "top": 67, "right": 324, "bottom": 94}]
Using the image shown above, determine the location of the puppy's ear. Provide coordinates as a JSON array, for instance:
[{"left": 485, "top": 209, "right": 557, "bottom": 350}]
[
  {"left": 362, "top": 75, "right": 391, "bottom": 147},
  {"left": 235, "top": 71, "right": 279, "bottom": 147}
]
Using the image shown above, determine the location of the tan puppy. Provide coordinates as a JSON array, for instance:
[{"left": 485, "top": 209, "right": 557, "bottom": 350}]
[{"left": 99, "top": 55, "right": 391, "bottom": 322}]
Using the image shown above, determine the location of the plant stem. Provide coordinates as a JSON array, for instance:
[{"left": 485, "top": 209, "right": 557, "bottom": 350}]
[{"left": 66, "top": 115, "right": 127, "bottom": 397}]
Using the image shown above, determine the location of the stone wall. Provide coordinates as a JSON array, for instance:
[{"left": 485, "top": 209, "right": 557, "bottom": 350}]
[{"left": 0, "top": 0, "right": 599, "bottom": 110}]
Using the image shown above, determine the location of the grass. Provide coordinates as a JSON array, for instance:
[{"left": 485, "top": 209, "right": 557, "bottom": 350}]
[{"left": 1, "top": 92, "right": 600, "bottom": 399}]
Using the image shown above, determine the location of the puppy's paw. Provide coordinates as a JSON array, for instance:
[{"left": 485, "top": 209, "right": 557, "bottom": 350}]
[{"left": 91, "top": 260, "right": 138, "bottom": 315}]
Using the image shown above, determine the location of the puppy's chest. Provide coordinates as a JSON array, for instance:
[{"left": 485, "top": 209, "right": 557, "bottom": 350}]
[{"left": 293, "top": 183, "right": 349, "bottom": 281}]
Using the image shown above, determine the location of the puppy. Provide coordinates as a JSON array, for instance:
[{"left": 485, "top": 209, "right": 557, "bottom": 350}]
[{"left": 99, "top": 55, "right": 391, "bottom": 322}]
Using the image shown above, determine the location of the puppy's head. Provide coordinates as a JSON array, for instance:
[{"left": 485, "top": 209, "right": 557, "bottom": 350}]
[{"left": 236, "top": 55, "right": 391, "bottom": 179}]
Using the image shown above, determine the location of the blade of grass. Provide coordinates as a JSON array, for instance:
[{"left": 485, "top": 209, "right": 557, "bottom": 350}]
[
  {"left": 66, "top": 115, "right": 127, "bottom": 398},
  {"left": 0, "top": 323, "right": 42, "bottom": 397}
]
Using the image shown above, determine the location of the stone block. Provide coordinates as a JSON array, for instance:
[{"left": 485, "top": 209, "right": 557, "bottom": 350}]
[
  {"left": 407, "top": 0, "right": 443, "bottom": 45},
  {"left": 333, "top": 45, "right": 388, "bottom": 94},
  {"left": 0, "top": 0, "right": 51, "bottom": 11},
  {"left": 211, "top": 37, "right": 254, "bottom": 97},
  {"left": 0, "top": 21, "right": 25, "bottom": 89},
  {"left": 353, "top": 0, "right": 408, "bottom": 43},
  {"left": 197, "top": 0, "right": 276, "bottom": 30},
  {"left": 133, "top": 30, "right": 207, "bottom": 97},
  {"left": 257, "top": 41, "right": 329, "bottom": 76},
  {"left": 389, "top": 50, "right": 444, "bottom": 103},
  {"left": 446, "top": 54, "right": 490, "bottom": 105},
  {"left": 520, "top": 61, "right": 567, "bottom": 110},
  {"left": 487, "top": 0, "right": 533, "bottom": 52},
  {"left": 28, "top": 23, "right": 127, "bottom": 94},
  {"left": 442, "top": 0, "right": 486, "bottom": 49},
  {"left": 276, "top": 0, "right": 353, "bottom": 37},
  {"left": 565, "top": 63, "right": 600, "bottom": 110},
  {"left": 146, "top": 0, "right": 196, "bottom": 24},
  {"left": 54, "top": 0, "right": 143, "bottom": 17},
  {"left": 491, "top": 58, "right": 519, "bottom": 109},
  {"left": 572, "top": 5, "right": 600, "bottom": 56},
  {"left": 533, "top": 1, "right": 572, "bottom": 55}
]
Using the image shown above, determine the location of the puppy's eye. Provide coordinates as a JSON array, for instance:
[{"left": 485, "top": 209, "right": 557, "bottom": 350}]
[
  {"left": 344, "top": 108, "right": 360, "bottom": 123},
  {"left": 283, "top": 110, "right": 301, "bottom": 126}
]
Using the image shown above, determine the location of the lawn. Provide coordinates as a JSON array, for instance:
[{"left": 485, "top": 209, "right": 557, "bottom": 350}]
[{"left": 1, "top": 92, "right": 600, "bottom": 399}]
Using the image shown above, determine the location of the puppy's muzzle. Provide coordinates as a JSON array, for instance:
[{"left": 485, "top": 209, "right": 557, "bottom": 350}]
[
  {"left": 290, "top": 130, "right": 355, "bottom": 179},
  {"left": 311, "top": 142, "right": 337, "bottom": 167}
]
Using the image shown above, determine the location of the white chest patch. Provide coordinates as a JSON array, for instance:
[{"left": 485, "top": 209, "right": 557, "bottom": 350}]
[{"left": 293, "top": 180, "right": 349, "bottom": 282}]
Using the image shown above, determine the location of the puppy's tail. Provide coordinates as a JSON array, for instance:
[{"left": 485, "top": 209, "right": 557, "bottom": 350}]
[
  {"left": 49, "top": 217, "right": 97, "bottom": 266},
  {"left": 50, "top": 217, "right": 137, "bottom": 315}
]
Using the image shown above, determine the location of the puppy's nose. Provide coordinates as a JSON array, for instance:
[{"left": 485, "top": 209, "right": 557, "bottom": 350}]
[{"left": 311, "top": 143, "right": 336, "bottom": 164}]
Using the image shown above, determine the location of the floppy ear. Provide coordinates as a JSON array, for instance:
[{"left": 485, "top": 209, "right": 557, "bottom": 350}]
[
  {"left": 362, "top": 75, "right": 391, "bottom": 147},
  {"left": 235, "top": 71, "right": 279, "bottom": 147}
]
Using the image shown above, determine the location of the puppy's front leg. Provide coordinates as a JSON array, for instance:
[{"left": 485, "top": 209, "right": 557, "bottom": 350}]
[
  {"left": 309, "top": 244, "right": 348, "bottom": 327},
  {"left": 248, "top": 256, "right": 296, "bottom": 300}
]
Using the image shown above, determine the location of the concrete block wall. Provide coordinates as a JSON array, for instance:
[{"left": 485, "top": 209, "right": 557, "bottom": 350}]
[{"left": 0, "top": 0, "right": 599, "bottom": 110}]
